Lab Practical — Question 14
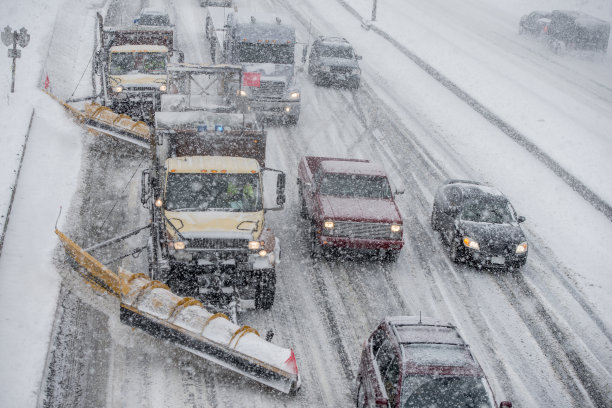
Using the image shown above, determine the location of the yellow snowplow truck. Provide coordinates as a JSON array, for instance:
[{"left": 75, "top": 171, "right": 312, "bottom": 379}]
[
  {"left": 93, "top": 12, "right": 183, "bottom": 121},
  {"left": 142, "top": 155, "right": 286, "bottom": 314}
]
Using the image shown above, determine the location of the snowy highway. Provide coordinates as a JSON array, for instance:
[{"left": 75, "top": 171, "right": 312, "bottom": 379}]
[{"left": 0, "top": 0, "right": 611, "bottom": 407}]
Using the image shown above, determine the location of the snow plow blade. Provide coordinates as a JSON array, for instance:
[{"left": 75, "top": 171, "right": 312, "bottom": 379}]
[
  {"left": 55, "top": 229, "right": 300, "bottom": 394},
  {"left": 44, "top": 90, "right": 152, "bottom": 148}
]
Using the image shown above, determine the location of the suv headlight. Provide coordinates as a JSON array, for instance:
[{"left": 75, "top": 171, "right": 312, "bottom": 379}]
[
  {"left": 159, "top": 84, "right": 167, "bottom": 92},
  {"left": 462, "top": 236, "right": 480, "bottom": 250},
  {"left": 173, "top": 241, "right": 185, "bottom": 250},
  {"left": 390, "top": 224, "right": 402, "bottom": 233},
  {"left": 289, "top": 91, "right": 300, "bottom": 99},
  {"left": 323, "top": 220, "right": 334, "bottom": 230},
  {"left": 113, "top": 85, "right": 123, "bottom": 93},
  {"left": 248, "top": 240, "right": 261, "bottom": 250},
  {"left": 516, "top": 242, "right": 528, "bottom": 254},
  {"left": 237, "top": 89, "right": 248, "bottom": 97}
]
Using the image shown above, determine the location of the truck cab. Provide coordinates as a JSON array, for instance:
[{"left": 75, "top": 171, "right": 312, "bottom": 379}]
[
  {"left": 297, "top": 156, "right": 404, "bottom": 260},
  {"left": 143, "top": 155, "right": 285, "bottom": 310}
]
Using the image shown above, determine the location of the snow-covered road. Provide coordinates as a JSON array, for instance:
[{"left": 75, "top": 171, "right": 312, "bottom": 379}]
[{"left": 1, "top": 0, "right": 611, "bottom": 407}]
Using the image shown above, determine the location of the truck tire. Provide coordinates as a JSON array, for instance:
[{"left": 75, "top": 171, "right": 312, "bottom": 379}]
[{"left": 255, "top": 269, "right": 276, "bottom": 310}]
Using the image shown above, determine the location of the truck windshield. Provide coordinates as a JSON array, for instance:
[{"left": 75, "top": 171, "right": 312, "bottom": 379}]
[
  {"left": 319, "top": 174, "right": 392, "bottom": 199},
  {"left": 402, "top": 376, "right": 495, "bottom": 408},
  {"left": 165, "top": 173, "right": 262, "bottom": 212},
  {"left": 110, "top": 52, "right": 167, "bottom": 75},
  {"left": 237, "top": 43, "right": 295, "bottom": 64}
]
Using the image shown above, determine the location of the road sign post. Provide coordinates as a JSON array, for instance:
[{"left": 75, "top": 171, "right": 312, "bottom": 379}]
[{"left": 2, "top": 26, "right": 30, "bottom": 93}]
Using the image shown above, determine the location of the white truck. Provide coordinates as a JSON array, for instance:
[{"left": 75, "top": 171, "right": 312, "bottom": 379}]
[{"left": 205, "top": 6, "right": 302, "bottom": 124}]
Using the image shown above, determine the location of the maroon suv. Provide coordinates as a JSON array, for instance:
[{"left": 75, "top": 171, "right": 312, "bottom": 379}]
[{"left": 356, "top": 316, "right": 512, "bottom": 408}]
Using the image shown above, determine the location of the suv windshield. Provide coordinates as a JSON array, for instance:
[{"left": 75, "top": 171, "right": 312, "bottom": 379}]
[
  {"left": 110, "top": 52, "right": 167, "bottom": 75},
  {"left": 319, "top": 174, "right": 392, "bottom": 199},
  {"left": 320, "top": 45, "right": 354, "bottom": 59},
  {"left": 402, "top": 376, "right": 495, "bottom": 408},
  {"left": 237, "top": 43, "right": 295, "bottom": 64},
  {"left": 461, "top": 198, "right": 516, "bottom": 224},
  {"left": 165, "top": 173, "right": 262, "bottom": 212}
]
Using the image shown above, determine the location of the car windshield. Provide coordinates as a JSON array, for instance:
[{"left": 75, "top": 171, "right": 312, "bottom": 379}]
[
  {"left": 110, "top": 52, "right": 167, "bottom": 75},
  {"left": 165, "top": 172, "right": 262, "bottom": 212},
  {"left": 319, "top": 174, "right": 392, "bottom": 199},
  {"left": 320, "top": 45, "right": 354, "bottom": 59},
  {"left": 237, "top": 43, "right": 295, "bottom": 64},
  {"left": 402, "top": 376, "right": 495, "bottom": 408},
  {"left": 460, "top": 198, "right": 516, "bottom": 224},
  {"left": 138, "top": 14, "right": 170, "bottom": 26}
]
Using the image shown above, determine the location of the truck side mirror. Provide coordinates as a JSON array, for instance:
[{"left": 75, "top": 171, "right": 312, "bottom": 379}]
[
  {"left": 276, "top": 172, "right": 286, "bottom": 206},
  {"left": 517, "top": 216, "right": 526, "bottom": 223},
  {"left": 141, "top": 169, "right": 151, "bottom": 206},
  {"left": 500, "top": 402, "right": 512, "bottom": 408},
  {"left": 394, "top": 188, "right": 405, "bottom": 195}
]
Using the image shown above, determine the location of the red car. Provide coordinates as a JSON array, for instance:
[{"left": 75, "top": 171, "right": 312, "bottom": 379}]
[
  {"left": 356, "top": 316, "right": 512, "bottom": 408},
  {"left": 297, "top": 156, "right": 404, "bottom": 260}
]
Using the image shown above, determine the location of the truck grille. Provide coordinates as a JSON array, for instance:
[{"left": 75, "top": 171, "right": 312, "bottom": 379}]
[
  {"left": 332, "top": 221, "right": 393, "bottom": 240},
  {"left": 251, "top": 81, "right": 284, "bottom": 100},
  {"left": 187, "top": 238, "right": 249, "bottom": 251}
]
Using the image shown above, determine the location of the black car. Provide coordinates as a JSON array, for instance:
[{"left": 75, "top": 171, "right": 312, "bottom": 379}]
[
  {"left": 308, "top": 36, "right": 362, "bottom": 89},
  {"left": 431, "top": 180, "right": 528, "bottom": 269},
  {"left": 547, "top": 10, "right": 610, "bottom": 53},
  {"left": 519, "top": 11, "right": 551, "bottom": 35}
]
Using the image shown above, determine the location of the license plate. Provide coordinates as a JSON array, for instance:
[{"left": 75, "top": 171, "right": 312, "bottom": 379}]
[{"left": 491, "top": 256, "right": 505, "bottom": 265}]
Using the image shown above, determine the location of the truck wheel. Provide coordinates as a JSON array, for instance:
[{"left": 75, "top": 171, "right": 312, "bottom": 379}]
[{"left": 255, "top": 270, "right": 276, "bottom": 310}]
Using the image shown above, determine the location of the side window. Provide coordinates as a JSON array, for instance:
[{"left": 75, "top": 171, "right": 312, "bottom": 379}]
[
  {"left": 446, "top": 187, "right": 461, "bottom": 208},
  {"left": 371, "top": 328, "right": 386, "bottom": 357},
  {"left": 375, "top": 338, "right": 393, "bottom": 377},
  {"left": 383, "top": 355, "right": 400, "bottom": 406}
]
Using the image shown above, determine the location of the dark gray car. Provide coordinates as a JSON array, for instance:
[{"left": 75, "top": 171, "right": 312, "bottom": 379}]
[
  {"left": 308, "top": 36, "right": 361, "bottom": 89},
  {"left": 431, "top": 180, "right": 528, "bottom": 270}
]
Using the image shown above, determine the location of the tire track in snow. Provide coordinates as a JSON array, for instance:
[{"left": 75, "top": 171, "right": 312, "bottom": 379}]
[{"left": 335, "top": 0, "right": 612, "bottom": 224}]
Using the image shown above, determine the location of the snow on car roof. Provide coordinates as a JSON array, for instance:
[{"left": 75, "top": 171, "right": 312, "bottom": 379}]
[
  {"left": 320, "top": 160, "right": 386, "bottom": 177},
  {"left": 394, "top": 323, "right": 466, "bottom": 345},
  {"left": 165, "top": 156, "right": 260, "bottom": 173}
]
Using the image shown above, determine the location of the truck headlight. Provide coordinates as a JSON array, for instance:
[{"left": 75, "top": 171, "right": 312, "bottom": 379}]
[
  {"left": 390, "top": 224, "right": 402, "bottom": 233},
  {"left": 289, "top": 91, "right": 300, "bottom": 99},
  {"left": 237, "top": 89, "right": 247, "bottom": 97},
  {"left": 462, "top": 236, "right": 480, "bottom": 250},
  {"left": 323, "top": 220, "right": 334, "bottom": 230},
  {"left": 258, "top": 249, "right": 267, "bottom": 257},
  {"left": 173, "top": 241, "right": 185, "bottom": 250},
  {"left": 113, "top": 85, "right": 123, "bottom": 93},
  {"left": 516, "top": 242, "right": 528, "bottom": 254},
  {"left": 248, "top": 240, "right": 261, "bottom": 250},
  {"left": 155, "top": 198, "right": 163, "bottom": 207},
  {"left": 159, "top": 84, "right": 167, "bottom": 92}
]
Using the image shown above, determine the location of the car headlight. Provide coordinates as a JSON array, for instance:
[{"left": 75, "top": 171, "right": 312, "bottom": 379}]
[
  {"left": 173, "top": 241, "right": 185, "bottom": 250},
  {"left": 159, "top": 84, "right": 167, "bottom": 92},
  {"left": 237, "top": 89, "right": 247, "bottom": 97},
  {"left": 321, "top": 66, "right": 331, "bottom": 72},
  {"left": 258, "top": 249, "right": 267, "bottom": 257},
  {"left": 289, "top": 91, "right": 300, "bottom": 99},
  {"left": 248, "top": 240, "right": 261, "bottom": 250},
  {"left": 113, "top": 85, "right": 123, "bottom": 93},
  {"left": 351, "top": 68, "right": 360, "bottom": 75},
  {"left": 390, "top": 224, "right": 402, "bottom": 233},
  {"left": 462, "top": 236, "right": 480, "bottom": 250},
  {"left": 323, "top": 220, "right": 334, "bottom": 230},
  {"left": 154, "top": 198, "right": 163, "bottom": 208},
  {"left": 516, "top": 242, "right": 528, "bottom": 254}
]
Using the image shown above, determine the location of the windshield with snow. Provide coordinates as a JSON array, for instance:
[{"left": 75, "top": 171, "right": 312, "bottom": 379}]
[
  {"left": 110, "top": 52, "right": 167, "bottom": 75},
  {"left": 320, "top": 45, "right": 354, "bottom": 59},
  {"left": 461, "top": 198, "right": 516, "bottom": 224},
  {"left": 165, "top": 173, "right": 262, "bottom": 212},
  {"left": 319, "top": 174, "right": 392, "bottom": 199},
  {"left": 402, "top": 376, "right": 495, "bottom": 408},
  {"left": 237, "top": 43, "right": 295, "bottom": 64}
]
